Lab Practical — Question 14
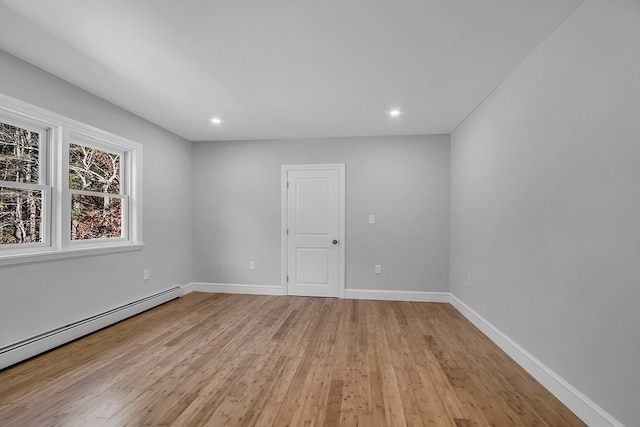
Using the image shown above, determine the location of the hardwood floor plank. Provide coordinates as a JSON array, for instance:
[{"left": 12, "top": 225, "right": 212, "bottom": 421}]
[{"left": 0, "top": 293, "right": 586, "bottom": 427}]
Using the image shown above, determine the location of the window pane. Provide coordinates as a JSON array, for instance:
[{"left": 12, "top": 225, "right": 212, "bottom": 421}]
[
  {"left": 0, "top": 186, "right": 43, "bottom": 245},
  {"left": 71, "top": 194, "right": 122, "bottom": 240},
  {"left": 69, "top": 143, "right": 120, "bottom": 194},
  {"left": 0, "top": 122, "right": 40, "bottom": 184}
]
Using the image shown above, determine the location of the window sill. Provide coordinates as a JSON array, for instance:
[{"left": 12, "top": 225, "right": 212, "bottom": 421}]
[{"left": 0, "top": 243, "right": 145, "bottom": 266}]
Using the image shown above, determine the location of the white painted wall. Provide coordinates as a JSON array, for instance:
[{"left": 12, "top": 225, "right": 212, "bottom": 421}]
[
  {"left": 0, "top": 51, "right": 193, "bottom": 347},
  {"left": 450, "top": 1, "right": 640, "bottom": 426},
  {"left": 192, "top": 135, "right": 450, "bottom": 292}
]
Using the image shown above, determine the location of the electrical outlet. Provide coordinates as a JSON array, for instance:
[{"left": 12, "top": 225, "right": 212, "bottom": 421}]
[
  {"left": 375, "top": 265, "right": 381, "bottom": 274},
  {"left": 143, "top": 269, "right": 149, "bottom": 280},
  {"left": 249, "top": 261, "right": 255, "bottom": 270}
]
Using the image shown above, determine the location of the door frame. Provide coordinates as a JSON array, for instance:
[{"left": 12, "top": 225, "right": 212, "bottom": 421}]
[{"left": 281, "top": 163, "right": 346, "bottom": 298}]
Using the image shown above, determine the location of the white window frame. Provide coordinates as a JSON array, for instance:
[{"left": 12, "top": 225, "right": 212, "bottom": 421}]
[
  {"left": 64, "top": 131, "right": 130, "bottom": 249},
  {"left": 0, "top": 110, "right": 55, "bottom": 256},
  {"left": 0, "top": 94, "right": 143, "bottom": 265}
]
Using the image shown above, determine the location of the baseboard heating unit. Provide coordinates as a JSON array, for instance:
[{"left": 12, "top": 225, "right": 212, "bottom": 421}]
[{"left": 0, "top": 285, "right": 183, "bottom": 370}]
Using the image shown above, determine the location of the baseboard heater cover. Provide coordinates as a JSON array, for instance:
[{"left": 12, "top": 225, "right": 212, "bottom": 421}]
[{"left": 0, "top": 285, "right": 183, "bottom": 370}]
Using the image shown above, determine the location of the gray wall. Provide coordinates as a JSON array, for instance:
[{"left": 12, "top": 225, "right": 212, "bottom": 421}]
[
  {"left": 450, "top": 1, "right": 640, "bottom": 425},
  {"left": 0, "top": 51, "right": 194, "bottom": 346},
  {"left": 2, "top": 1, "right": 636, "bottom": 423},
  {"left": 192, "top": 135, "right": 450, "bottom": 292}
]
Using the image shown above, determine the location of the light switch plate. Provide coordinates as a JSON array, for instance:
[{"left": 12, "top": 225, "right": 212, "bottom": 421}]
[{"left": 369, "top": 215, "right": 375, "bottom": 224}]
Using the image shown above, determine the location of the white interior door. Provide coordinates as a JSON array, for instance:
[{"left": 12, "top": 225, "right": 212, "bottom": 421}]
[{"left": 282, "top": 164, "right": 344, "bottom": 297}]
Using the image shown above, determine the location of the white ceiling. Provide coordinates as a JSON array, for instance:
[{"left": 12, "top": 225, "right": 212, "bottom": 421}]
[{"left": 0, "top": 0, "right": 583, "bottom": 142}]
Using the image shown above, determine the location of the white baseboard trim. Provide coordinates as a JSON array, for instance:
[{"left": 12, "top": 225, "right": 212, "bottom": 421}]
[
  {"left": 185, "top": 284, "right": 448, "bottom": 302},
  {"left": 0, "top": 286, "right": 183, "bottom": 370},
  {"left": 449, "top": 294, "right": 623, "bottom": 427},
  {"left": 186, "top": 282, "right": 285, "bottom": 296},
  {"left": 180, "top": 282, "right": 195, "bottom": 294},
  {"left": 345, "top": 288, "right": 449, "bottom": 302},
  {"left": 179, "top": 284, "right": 622, "bottom": 426}
]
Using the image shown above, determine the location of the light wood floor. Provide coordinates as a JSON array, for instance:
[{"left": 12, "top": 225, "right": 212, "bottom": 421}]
[{"left": 0, "top": 292, "right": 585, "bottom": 426}]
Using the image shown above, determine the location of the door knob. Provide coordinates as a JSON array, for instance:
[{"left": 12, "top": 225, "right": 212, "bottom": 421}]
[{"left": 332, "top": 239, "right": 339, "bottom": 245}]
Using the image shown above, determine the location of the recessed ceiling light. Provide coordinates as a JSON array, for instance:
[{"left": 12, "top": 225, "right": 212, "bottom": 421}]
[
  {"left": 389, "top": 109, "right": 402, "bottom": 118},
  {"left": 211, "top": 117, "right": 222, "bottom": 125}
]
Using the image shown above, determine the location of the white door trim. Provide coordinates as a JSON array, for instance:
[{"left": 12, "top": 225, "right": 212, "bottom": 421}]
[{"left": 281, "top": 164, "right": 345, "bottom": 298}]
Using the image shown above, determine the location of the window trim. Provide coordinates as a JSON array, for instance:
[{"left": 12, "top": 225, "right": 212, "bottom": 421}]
[
  {"left": 0, "top": 107, "right": 55, "bottom": 255},
  {"left": 65, "top": 131, "right": 129, "bottom": 246},
  {"left": 0, "top": 94, "right": 143, "bottom": 266}
]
